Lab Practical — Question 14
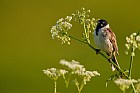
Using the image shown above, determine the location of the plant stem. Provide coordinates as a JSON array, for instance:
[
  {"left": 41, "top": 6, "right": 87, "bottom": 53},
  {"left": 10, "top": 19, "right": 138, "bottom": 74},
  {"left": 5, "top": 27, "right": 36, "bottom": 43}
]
[
  {"left": 128, "top": 46, "right": 136, "bottom": 93},
  {"left": 75, "top": 79, "right": 85, "bottom": 93},
  {"left": 131, "top": 83, "right": 136, "bottom": 93},
  {"left": 63, "top": 73, "right": 71, "bottom": 88},
  {"left": 83, "top": 22, "right": 88, "bottom": 38},
  {"left": 128, "top": 56, "right": 133, "bottom": 78},
  {"left": 54, "top": 81, "right": 57, "bottom": 93},
  {"left": 83, "top": 22, "right": 90, "bottom": 44},
  {"left": 79, "top": 80, "right": 85, "bottom": 93},
  {"left": 75, "top": 79, "right": 80, "bottom": 93},
  {"left": 128, "top": 47, "right": 135, "bottom": 78}
]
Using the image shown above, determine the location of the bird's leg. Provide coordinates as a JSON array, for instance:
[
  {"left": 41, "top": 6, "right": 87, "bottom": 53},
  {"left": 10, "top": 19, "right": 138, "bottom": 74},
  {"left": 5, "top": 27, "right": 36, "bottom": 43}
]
[
  {"left": 95, "top": 49, "right": 101, "bottom": 54},
  {"left": 107, "top": 52, "right": 116, "bottom": 71},
  {"left": 106, "top": 53, "right": 112, "bottom": 62}
]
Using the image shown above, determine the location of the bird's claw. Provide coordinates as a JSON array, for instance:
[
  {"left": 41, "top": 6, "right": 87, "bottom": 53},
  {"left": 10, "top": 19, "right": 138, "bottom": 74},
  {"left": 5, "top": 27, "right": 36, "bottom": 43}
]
[
  {"left": 108, "top": 58, "right": 112, "bottom": 62},
  {"left": 95, "top": 49, "right": 101, "bottom": 54}
]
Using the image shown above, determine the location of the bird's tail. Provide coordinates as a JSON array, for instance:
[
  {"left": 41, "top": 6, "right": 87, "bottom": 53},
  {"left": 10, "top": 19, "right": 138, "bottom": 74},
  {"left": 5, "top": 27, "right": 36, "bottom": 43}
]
[{"left": 111, "top": 53, "right": 120, "bottom": 71}]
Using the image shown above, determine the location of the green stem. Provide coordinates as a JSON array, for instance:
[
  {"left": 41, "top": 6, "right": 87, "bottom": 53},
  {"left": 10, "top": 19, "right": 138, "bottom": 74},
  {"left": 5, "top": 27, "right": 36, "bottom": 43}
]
[
  {"left": 123, "top": 89, "right": 126, "bottom": 93},
  {"left": 129, "top": 56, "right": 133, "bottom": 78},
  {"left": 76, "top": 79, "right": 85, "bottom": 93},
  {"left": 83, "top": 22, "right": 90, "bottom": 44},
  {"left": 75, "top": 79, "right": 80, "bottom": 93},
  {"left": 127, "top": 42, "right": 137, "bottom": 93},
  {"left": 63, "top": 73, "right": 71, "bottom": 88},
  {"left": 83, "top": 22, "right": 87, "bottom": 37},
  {"left": 67, "top": 73, "right": 71, "bottom": 87},
  {"left": 54, "top": 81, "right": 57, "bottom": 93},
  {"left": 128, "top": 46, "right": 136, "bottom": 93},
  {"left": 131, "top": 83, "right": 136, "bottom": 93},
  {"left": 79, "top": 80, "right": 85, "bottom": 93},
  {"left": 128, "top": 47, "right": 135, "bottom": 78},
  {"left": 68, "top": 35, "right": 86, "bottom": 44}
]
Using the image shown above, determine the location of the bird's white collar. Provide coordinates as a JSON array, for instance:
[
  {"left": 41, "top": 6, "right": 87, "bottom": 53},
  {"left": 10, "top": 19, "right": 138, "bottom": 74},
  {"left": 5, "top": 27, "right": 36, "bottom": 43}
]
[{"left": 101, "top": 24, "right": 110, "bottom": 29}]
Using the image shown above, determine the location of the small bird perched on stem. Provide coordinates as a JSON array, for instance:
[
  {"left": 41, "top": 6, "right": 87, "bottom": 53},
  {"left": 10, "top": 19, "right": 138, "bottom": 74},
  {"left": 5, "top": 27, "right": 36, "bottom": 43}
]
[{"left": 93, "top": 19, "right": 120, "bottom": 71}]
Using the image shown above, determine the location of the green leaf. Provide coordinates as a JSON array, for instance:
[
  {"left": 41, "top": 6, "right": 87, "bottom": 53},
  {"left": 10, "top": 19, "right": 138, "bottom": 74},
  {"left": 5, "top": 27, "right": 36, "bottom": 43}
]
[{"left": 106, "top": 73, "right": 120, "bottom": 87}]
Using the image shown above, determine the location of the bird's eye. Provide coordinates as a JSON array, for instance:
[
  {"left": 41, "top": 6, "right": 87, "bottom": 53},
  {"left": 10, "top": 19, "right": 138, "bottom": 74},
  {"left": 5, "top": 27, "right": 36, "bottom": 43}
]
[{"left": 101, "top": 24, "right": 103, "bottom": 26}]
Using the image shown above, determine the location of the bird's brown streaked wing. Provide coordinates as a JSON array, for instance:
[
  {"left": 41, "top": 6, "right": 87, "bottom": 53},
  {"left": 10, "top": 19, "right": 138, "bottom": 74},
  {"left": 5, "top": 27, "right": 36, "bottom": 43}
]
[{"left": 105, "top": 28, "right": 119, "bottom": 55}]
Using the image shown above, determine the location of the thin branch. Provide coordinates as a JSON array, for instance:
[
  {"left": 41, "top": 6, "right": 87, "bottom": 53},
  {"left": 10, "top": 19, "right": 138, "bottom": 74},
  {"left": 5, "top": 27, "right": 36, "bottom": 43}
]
[
  {"left": 128, "top": 48, "right": 134, "bottom": 78},
  {"left": 79, "top": 80, "right": 85, "bottom": 93},
  {"left": 54, "top": 81, "right": 57, "bottom": 93},
  {"left": 128, "top": 45, "right": 136, "bottom": 93},
  {"left": 131, "top": 83, "right": 136, "bottom": 93}
]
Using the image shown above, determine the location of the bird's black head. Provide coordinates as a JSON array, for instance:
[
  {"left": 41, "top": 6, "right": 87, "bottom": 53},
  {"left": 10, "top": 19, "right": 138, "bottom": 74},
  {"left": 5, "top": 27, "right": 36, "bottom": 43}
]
[{"left": 96, "top": 19, "right": 108, "bottom": 31}]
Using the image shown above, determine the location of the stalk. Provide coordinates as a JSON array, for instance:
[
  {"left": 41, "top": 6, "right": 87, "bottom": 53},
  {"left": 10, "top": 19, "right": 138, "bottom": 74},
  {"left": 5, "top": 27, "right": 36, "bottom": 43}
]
[{"left": 54, "top": 81, "right": 57, "bottom": 93}]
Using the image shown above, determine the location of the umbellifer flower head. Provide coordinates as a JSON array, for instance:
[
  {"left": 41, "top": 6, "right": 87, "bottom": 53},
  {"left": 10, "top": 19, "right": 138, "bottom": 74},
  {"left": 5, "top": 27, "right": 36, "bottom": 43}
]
[
  {"left": 60, "top": 59, "right": 84, "bottom": 71},
  {"left": 60, "top": 59, "right": 100, "bottom": 84},
  {"left": 43, "top": 68, "right": 68, "bottom": 80},
  {"left": 114, "top": 78, "right": 137, "bottom": 86},
  {"left": 114, "top": 78, "right": 138, "bottom": 92},
  {"left": 135, "top": 79, "right": 140, "bottom": 93},
  {"left": 125, "top": 32, "right": 140, "bottom": 55},
  {"left": 83, "top": 71, "right": 100, "bottom": 84},
  {"left": 50, "top": 16, "right": 73, "bottom": 44}
]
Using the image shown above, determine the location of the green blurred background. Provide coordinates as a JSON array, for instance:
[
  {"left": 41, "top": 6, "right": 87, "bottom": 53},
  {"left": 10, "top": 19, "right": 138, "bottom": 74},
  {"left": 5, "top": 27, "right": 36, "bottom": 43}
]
[{"left": 0, "top": 0, "right": 140, "bottom": 93}]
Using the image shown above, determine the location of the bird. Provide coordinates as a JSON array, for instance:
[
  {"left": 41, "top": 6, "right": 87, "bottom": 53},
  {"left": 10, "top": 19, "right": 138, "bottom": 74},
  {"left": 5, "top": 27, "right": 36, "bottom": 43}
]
[{"left": 93, "top": 19, "right": 120, "bottom": 71}]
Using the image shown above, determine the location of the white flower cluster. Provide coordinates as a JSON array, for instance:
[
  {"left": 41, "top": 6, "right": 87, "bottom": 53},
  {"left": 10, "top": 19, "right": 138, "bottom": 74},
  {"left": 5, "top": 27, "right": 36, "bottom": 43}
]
[
  {"left": 60, "top": 60, "right": 84, "bottom": 71},
  {"left": 72, "top": 7, "right": 91, "bottom": 24},
  {"left": 135, "top": 79, "right": 140, "bottom": 93},
  {"left": 50, "top": 16, "right": 73, "bottom": 44},
  {"left": 114, "top": 78, "right": 138, "bottom": 91},
  {"left": 114, "top": 78, "right": 138, "bottom": 86},
  {"left": 82, "top": 71, "right": 100, "bottom": 84},
  {"left": 72, "top": 8, "right": 97, "bottom": 29},
  {"left": 43, "top": 59, "right": 100, "bottom": 93},
  {"left": 71, "top": 8, "right": 97, "bottom": 44},
  {"left": 125, "top": 32, "right": 140, "bottom": 55},
  {"left": 60, "top": 59, "right": 100, "bottom": 84},
  {"left": 43, "top": 68, "right": 68, "bottom": 80}
]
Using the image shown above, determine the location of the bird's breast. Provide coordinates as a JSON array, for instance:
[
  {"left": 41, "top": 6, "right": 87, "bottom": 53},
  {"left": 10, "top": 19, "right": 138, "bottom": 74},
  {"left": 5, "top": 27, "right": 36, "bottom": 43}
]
[{"left": 93, "top": 29, "right": 113, "bottom": 53}]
